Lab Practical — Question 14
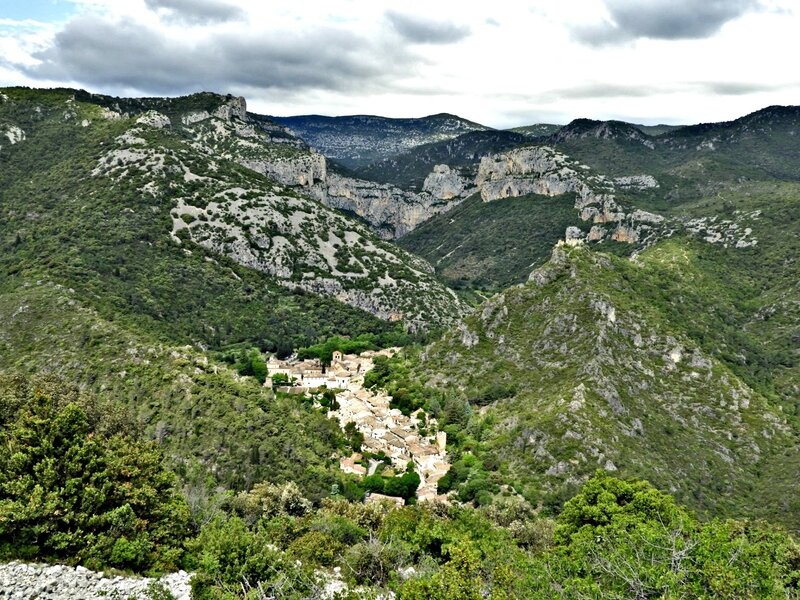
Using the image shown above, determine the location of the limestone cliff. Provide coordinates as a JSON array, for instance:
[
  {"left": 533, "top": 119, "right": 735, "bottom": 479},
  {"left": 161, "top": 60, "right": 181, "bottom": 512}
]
[
  {"left": 474, "top": 145, "right": 665, "bottom": 246},
  {"left": 83, "top": 93, "right": 466, "bottom": 329},
  {"left": 323, "top": 172, "right": 470, "bottom": 238}
]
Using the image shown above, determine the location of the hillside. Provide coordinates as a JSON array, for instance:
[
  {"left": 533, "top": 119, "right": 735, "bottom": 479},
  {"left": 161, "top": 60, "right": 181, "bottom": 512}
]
[
  {"left": 507, "top": 123, "right": 563, "bottom": 137},
  {"left": 270, "top": 112, "right": 490, "bottom": 169},
  {"left": 0, "top": 87, "right": 464, "bottom": 330},
  {"left": 547, "top": 105, "right": 800, "bottom": 187},
  {"left": 414, "top": 241, "right": 800, "bottom": 529},
  {"left": 0, "top": 282, "right": 346, "bottom": 498},
  {"left": 399, "top": 192, "right": 578, "bottom": 291},
  {"left": 355, "top": 129, "right": 528, "bottom": 190},
  {"left": 0, "top": 86, "right": 472, "bottom": 501}
]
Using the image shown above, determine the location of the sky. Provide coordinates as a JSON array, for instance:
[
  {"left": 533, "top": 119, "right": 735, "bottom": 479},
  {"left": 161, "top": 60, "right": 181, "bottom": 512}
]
[{"left": 0, "top": 0, "right": 798, "bottom": 128}]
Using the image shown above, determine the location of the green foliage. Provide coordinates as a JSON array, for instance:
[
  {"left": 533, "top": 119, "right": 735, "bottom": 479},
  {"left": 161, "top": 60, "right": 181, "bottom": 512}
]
[
  {"left": 299, "top": 331, "right": 419, "bottom": 366},
  {"left": 363, "top": 352, "right": 435, "bottom": 416},
  {"left": 0, "top": 375, "right": 189, "bottom": 573},
  {"left": 361, "top": 468, "right": 420, "bottom": 502},
  {"left": 399, "top": 193, "right": 579, "bottom": 292},
  {"left": 186, "top": 476, "right": 800, "bottom": 599},
  {"left": 540, "top": 472, "right": 800, "bottom": 599},
  {"left": 296, "top": 335, "right": 376, "bottom": 364},
  {"left": 343, "top": 421, "right": 365, "bottom": 453},
  {"left": 220, "top": 348, "right": 268, "bottom": 383},
  {"left": 185, "top": 514, "right": 313, "bottom": 599}
]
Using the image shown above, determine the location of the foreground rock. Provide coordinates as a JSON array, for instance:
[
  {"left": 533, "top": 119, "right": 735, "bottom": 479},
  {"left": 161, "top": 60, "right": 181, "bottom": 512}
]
[{"left": 0, "top": 562, "right": 192, "bottom": 600}]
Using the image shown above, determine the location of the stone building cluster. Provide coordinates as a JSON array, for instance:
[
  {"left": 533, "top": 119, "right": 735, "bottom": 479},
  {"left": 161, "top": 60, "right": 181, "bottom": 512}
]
[
  {"left": 265, "top": 349, "right": 369, "bottom": 390},
  {"left": 265, "top": 348, "right": 450, "bottom": 503}
]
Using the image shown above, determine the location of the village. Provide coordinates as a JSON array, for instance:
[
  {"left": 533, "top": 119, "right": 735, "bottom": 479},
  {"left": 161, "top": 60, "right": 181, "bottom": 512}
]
[{"left": 265, "top": 349, "right": 451, "bottom": 503}]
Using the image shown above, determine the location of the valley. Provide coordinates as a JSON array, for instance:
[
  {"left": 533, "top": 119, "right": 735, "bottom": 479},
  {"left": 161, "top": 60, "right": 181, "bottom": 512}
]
[{"left": 1, "top": 85, "right": 799, "bottom": 598}]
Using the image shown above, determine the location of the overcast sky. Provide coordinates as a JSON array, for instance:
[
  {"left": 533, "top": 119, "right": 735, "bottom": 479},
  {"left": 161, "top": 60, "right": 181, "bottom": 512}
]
[{"left": 1, "top": 0, "right": 798, "bottom": 128}]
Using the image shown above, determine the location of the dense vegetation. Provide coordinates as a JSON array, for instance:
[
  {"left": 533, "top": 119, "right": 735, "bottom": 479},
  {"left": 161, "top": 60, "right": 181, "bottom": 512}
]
[
  {"left": 0, "top": 376, "right": 189, "bottom": 573},
  {"left": 399, "top": 192, "right": 579, "bottom": 292},
  {"left": 3, "top": 379, "right": 797, "bottom": 599}
]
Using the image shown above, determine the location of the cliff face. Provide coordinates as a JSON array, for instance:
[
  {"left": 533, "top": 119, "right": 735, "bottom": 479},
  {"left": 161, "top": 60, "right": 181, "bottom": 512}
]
[
  {"left": 323, "top": 172, "right": 469, "bottom": 238},
  {"left": 236, "top": 139, "right": 473, "bottom": 238},
  {"left": 63, "top": 92, "right": 466, "bottom": 329},
  {"left": 474, "top": 146, "right": 664, "bottom": 246}
]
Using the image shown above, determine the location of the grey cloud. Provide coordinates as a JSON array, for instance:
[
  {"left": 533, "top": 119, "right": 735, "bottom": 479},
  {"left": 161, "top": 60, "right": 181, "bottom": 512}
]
[
  {"left": 702, "top": 81, "right": 782, "bottom": 95},
  {"left": 386, "top": 11, "right": 470, "bottom": 44},
  {"left": 574, "top": 0, "right": 760, "bottom": 46},
  {"left": 144, "top": 0, "right": 245, "bottom": 24},
  {"left": 23, "top": 16, "right": 413, "bottom": 96},
  {"left": 552, "top": 83, "right": 657, "bottom": 100}
]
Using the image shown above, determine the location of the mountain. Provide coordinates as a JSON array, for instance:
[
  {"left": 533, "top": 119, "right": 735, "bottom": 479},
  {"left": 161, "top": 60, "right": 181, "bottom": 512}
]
[
  {"left": 355, "top": 129, "right": 529, "bottom": 191},
  {"left": 0, "top": 87, "right": 464, "bottom": 330},
  {"left": 269, "top": 112, "right": 490, "bottom": 169},
  {"left": 400, "top": 143, "right": 664, "bottom": 290},
  {"left": 632, "top": 122, "right": 685, "bottom": 136},
  {"left": 411, "top": 239, "right": 800, "bottom": 529},
  {"left": 507, "top": 123, "right": 563, "bottom": 137},
  {"left": 544, "top": 106, "right": 800, "bottom": 184}
]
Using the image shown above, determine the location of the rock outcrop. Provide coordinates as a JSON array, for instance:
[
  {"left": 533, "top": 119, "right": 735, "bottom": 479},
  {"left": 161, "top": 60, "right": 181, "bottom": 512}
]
[
  {"left": 422, "top": 164, "right": 473, "bottom": 200},
  {"left": 241, "top": 151, "right": 327, "bottom": 189},
  {"left": 89, "top": 97, "right": 467, "bottom": 329},
  {"left": 323, "top": 173, "right": 469, "bottom": 238},
  {"left": 0, "top": 562, "right": 192, "bottom": 600},
  {"left": 474, "top": 145, "right": 665, "bottom": 246}
]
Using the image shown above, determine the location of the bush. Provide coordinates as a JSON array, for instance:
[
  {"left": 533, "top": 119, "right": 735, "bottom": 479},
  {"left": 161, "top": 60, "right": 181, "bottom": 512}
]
[{"left": 0, "top": 376, "right": 189, "bottom": 573}]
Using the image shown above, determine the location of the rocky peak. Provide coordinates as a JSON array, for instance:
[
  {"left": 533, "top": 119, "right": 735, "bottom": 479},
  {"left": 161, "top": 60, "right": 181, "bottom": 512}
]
[
  {"left": 213, "top": 95, "right": 247, "bottom": 122},
  {"left": 551, "top": 118, "right": 655, "bottom": 148}
]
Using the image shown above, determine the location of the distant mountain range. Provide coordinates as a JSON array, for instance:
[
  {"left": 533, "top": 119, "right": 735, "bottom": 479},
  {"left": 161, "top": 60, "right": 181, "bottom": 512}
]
[{"left": 269, "top": 112, "right": 489, "bottom": 169}]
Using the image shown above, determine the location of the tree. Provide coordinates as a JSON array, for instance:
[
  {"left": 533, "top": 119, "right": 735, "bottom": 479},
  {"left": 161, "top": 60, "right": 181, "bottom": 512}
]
[
  {"left": 0, "top": 376, "right": 189, "bottom": 573},
  {"left": 543, "top": 471, "right": 800, "bottom": 599},
  {"left": 344, "top": 421, "right": 364, "bottom": 452}
]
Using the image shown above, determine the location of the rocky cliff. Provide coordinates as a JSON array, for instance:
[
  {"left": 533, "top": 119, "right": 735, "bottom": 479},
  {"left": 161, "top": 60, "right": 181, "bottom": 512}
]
[
  {"left": 323, "top": 171, "right": 472, "bottom": 238},
  {"left": 71, "top": 92, "right": 466, "bottom": 329},
  {"left": 475, "top": 145, "right": 664, "bottom": 245}
]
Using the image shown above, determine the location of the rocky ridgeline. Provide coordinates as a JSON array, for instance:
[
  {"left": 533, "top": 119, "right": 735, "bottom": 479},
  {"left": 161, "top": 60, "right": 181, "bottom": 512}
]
[
  {"left": 82, "top": 94, "right": 466, "bottom": 329},
  {"left": 475, "top": 146, "right": 663, "bottom": 245},
  {"left": 0, "top": 562, "right": 191, "bottom": 600},
  {"left": 170, "top": 97, "right": 474, "bottom": 239}
]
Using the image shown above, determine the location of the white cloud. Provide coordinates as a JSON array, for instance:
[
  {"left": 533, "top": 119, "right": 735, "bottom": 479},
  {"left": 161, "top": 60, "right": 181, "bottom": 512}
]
[{"left": 1, "top": 0, "right": 798, "bottom": 127}]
